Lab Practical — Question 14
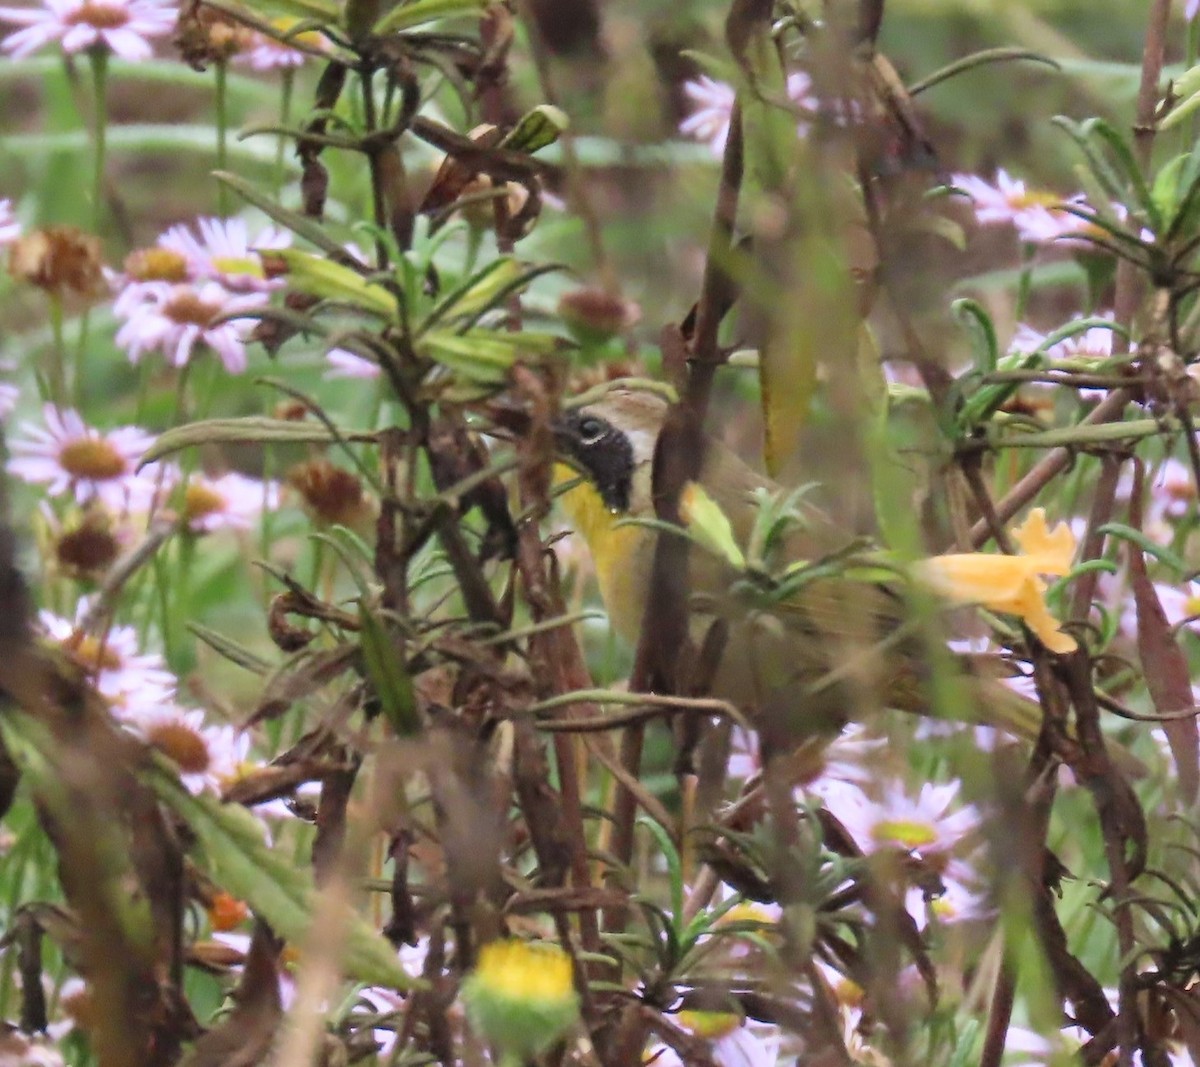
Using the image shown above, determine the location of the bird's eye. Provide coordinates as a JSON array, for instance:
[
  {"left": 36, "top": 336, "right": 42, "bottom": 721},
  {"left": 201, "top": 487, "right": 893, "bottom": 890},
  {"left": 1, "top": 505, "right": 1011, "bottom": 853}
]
[{"left": 576, "top": 416, "right": 606, "bottom": 444}]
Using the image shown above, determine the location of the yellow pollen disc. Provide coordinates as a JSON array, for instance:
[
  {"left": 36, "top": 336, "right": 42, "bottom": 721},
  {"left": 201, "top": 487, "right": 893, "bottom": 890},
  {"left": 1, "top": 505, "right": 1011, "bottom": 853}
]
[
  {"left": 1185, "top": 595, "right": 1200, "bottom": 618},
  {"left": 58, "top": 438, "right": 127, "bottom": 481},
  {"left": 211, "top": 255, "right": 264, "bottom": 279},
  {"left": 871, "top": 819, "right": 937, "bottom": 850},
  {"left": 66, "top": 1, "right": 129, "bottom": 29},
  {"left": 721, "top": 902, "right": 775, "bottom": 926},
  {"left": 1010, "top": 190, "right": 1065, "bottom": 211},
  {"left": 164, "top": 292, "right": 221, "bottom": 327},
  {"left": 63, "top": 634, "right": 122, "bottom": 672},
  {"left": 147, "top": 722, "right": 211, "bottom": 774},
  {"left": 679, "top": 1010, "right": 741, "bottom": 1040},
  {"left": 268, "top": 16, "right": 324, "bottom": 48},
  {"left": 184, "top": 482, "right": 226, "bottom": 520},
  {"left": 125, "top": 247, "right": 189, "bottom": 283},
  {"left": 474, "top": 940, "right": 575, "bottom": 1004},
  {"left": 930, "top": 896, "right": 956, "bottom": 919}
]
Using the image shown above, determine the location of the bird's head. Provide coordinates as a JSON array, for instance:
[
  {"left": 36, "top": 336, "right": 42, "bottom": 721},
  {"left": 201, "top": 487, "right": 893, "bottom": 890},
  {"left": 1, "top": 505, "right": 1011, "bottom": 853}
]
[{"left": 552, "top": 389, "right": 666, "bottom": 515}]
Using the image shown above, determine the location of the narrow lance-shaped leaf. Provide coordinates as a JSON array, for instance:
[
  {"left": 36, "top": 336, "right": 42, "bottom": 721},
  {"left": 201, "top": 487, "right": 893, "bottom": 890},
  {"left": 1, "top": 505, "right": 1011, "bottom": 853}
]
[
  {"left": 372, "top": 0, "right": 488, "bottom": 35},
  {"left": 357, "top": 603, "right": 422, "bottom": 737},
  {"left": 271, "top": 248, "right": 399, "bottom": 320},
  {"left": 498, "top": 105, "right": 570, "bottom": 154},
  {"left": 144, "top": 757, "right": 419, "bottom": 990},
  {"left": 1126, "top": 546, "right": 1199, "bottom": 803},
  {"left": 141, "top": 417, "right": 376, "bottom": 467}
]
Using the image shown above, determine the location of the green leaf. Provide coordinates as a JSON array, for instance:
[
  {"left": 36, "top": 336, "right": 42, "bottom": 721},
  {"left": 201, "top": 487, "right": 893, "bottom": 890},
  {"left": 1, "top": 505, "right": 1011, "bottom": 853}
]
[
  {"left": 421, "top": 258, "right": 555, "bottom": 334},
  {"left": 1097, "top": 522, "right": 1187, "bottom": 575},
  {"left": 141, "top": 417, "right": 376, "bottom": 466},
  {"left": 214, "top": 171, "right": 354, "bottom": 260},
  {"left": 952, "top": 299, "right": 999, "bottom": 374},
  {"left": 636, "top": 819, "right": 683, "bottom": 935},
  {"left": 419, "top": 328, "right": 560, "bottom": 384},
  {"left": 188, "top": 623, "right": 270, "bottom": 675},
  {"left": 680, "top": 482, "right": 747, "bottom": 570},
  {"left": 211, "top": 0, "right": 338, "bottom": 23},
  {"left": 372, "top": 0, "right": 488, "bottom": 35},
  {"left": 356, "top": 603, "right": 422, "bottom": 737},
  {"left": 498, "top": 105, "right": 570, "bottom": 154},
  {"left": 144, "top": 757, "right": 418, "bottom": 990},
  {"left": 272, "top": 248, "right": 398, "bottom": 320}
]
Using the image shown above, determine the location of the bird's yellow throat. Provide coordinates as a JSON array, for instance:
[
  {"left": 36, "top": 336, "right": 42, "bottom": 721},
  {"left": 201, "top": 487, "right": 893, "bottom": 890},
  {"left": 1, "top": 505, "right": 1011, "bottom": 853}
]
[{"left": 553, "top": 462, "right": 651, "bottom": 643}]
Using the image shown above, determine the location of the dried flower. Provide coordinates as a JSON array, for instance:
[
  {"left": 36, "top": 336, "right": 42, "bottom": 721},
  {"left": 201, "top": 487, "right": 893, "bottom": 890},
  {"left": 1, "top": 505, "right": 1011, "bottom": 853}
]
[
  {"left": 286, "top": 458, "right": 373, "bottom": 527},
  {"left": 8, "top": 226, "right": 106, "bottom": 298},
  {"left": 558, "top": 286, "right": 641, "bottom": 345},
  {"left": 174, "top": 0, "right": 251, "bottom": 68},
  {"left": 915, "top": 507, "right": 1077, "bottom": 653},
  {"left": 52, "top": 504, "right": 123, "bottom": 579}
]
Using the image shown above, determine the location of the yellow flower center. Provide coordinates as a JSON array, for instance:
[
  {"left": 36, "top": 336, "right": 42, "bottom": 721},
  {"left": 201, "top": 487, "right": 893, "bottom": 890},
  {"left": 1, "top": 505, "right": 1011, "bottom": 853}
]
[
  {"left": 184, "top": 482, "right": 226, "bottom": 521},
  {"left": 473, "top": 940, "right": 575, "bottom": 1005},
  {"left": 164, "top": 291, "right": 221, "bottom": 327},
  {"left": 930, "top": 896, "right": 958, "bottom": 920},
  {"left": 66, "top": 1, "right": 129, "bottom": 30},
  {"left": 871, "top": 819, "right": 936, "bottom": 850},
  {"left": 146, "top": 721, "right": 211, "bottom": 774},
  {"left": 721, "top": 902, "right": 776, "bottom": 926},
  {"left": 261, "top": 22, "right": 325, "bottom": 51},
  {"left": 678, "top": 1010, "right": 741, "bottom": 1040},
  {"left": 58, "top": 438, "right": 127, "bottom": 481},
  {"left": 62, "top": 633, "right": 121, "bottom": 673},
  {"left": 124, "top": 247, "right": 189, "bottom": 283},
  {"left": 1009, "top": 190, "right": 1066, "bottom": 212},
  {"left": 211, "top": 255, "right": 264, "bottom": 279},
  {"left": 1185, "top": 595, "right": 1200, "bottom": 619}
]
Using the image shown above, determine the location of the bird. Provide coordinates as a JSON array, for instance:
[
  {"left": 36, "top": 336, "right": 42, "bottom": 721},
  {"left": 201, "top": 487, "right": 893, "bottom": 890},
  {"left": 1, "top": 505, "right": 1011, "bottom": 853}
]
[{"left": 551, "top": 386, "right": 1048, "bottom": 748}]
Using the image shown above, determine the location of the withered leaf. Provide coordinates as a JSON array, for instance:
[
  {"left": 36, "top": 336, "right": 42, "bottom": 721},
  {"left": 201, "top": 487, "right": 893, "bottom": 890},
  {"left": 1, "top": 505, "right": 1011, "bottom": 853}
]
[
  {"left": 1127, "top": 543, "right": 1199, "bottom": 802},
  {"left": 251, "top": 643, "right": 359, "bottom": 724}
]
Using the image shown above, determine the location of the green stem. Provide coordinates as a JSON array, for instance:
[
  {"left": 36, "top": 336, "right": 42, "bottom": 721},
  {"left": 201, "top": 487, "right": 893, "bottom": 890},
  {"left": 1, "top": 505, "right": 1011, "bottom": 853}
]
[
  {"left": 276, "top": 66, "right": 294, "bottom": 193},
  {"left": 89, "top": 46, "right": 109, "bottom": 231},
  {"left": 47, "top": 294, "right": 67, "bottom": 407},
  {"left": 215, "top": 59, "right": 229, "bottom": 215},
  {"left": 1014, "top": 241, "right": 1035, "bottom": 322}
]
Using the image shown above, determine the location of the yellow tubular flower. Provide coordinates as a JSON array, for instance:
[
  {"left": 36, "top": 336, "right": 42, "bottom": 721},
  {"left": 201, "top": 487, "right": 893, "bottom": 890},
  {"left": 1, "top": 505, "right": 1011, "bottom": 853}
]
[
  {"left": 463, "top": 939, "right": 580, "bottom": 1063},
  {"left": 915, "top": 508, "right": 1077, "bottom": 654}
]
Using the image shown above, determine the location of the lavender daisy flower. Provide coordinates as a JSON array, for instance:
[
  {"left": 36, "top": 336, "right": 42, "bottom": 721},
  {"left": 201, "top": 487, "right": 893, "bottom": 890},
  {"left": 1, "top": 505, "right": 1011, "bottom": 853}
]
[
  {"left": 235, "top": 17, "right": 327, "bottom": 70},
  {"left": 0, "top": 0, "right": 175, "bottom": 59},
  {"left": 159, "top": 216, "right": 290, "bottom": 294},
  {"left": 115, "top": 281, "right": 266, "bottom": 373},
  {"left": 40, "top": 603, "right": 177, "bottom": 720},
  {"left": 177, "top": 471, "right": 280, "bottom": 533},
  {"left": 324, "top": 347, "right": 381, "bottom": 379},
  {"left": 0, "top": 198, "right": 20, "bottom": 246},
  {"left": 952, "top": 170, "right": 1091, "bottom": 244},
  {"left": 8, "top": 405, "right": 154, "bottom": 504}
]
